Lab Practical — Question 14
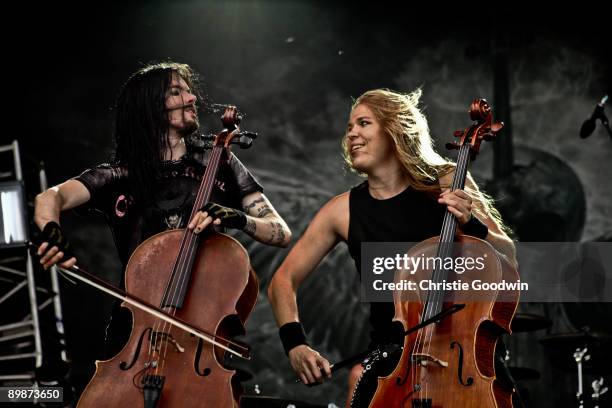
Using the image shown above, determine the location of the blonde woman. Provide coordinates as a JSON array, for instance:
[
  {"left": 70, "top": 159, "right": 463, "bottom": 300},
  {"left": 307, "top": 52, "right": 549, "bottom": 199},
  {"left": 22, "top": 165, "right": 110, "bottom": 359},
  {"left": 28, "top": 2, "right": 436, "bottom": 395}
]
[{"left": 267, "top": 88, "right": 516, "bottom": 406}]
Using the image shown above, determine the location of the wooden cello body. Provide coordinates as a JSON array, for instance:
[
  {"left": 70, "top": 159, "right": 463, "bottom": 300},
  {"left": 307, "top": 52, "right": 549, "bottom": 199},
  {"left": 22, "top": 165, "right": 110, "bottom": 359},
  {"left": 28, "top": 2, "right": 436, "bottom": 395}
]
[
  {"left": 77, "top": 231, "right": 257, "bottom": 407},
  {"left": 368, "top": 236, "right": 518, "bottom": 408},
  {"left": 356, "top": 99, "right": 519, "bottom": 408},
  {"left": 77, "top": 107, "right": 258, "bottom": 407}
]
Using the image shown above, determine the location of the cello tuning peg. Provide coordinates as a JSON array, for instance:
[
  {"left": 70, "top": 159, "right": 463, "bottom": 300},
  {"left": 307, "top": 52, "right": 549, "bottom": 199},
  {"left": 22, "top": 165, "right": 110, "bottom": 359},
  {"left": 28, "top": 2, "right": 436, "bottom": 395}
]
[
  {"left": 454, "top": 130, "right": 464, "bottom": 137},
  {"left": 240, "top": 131, "right": 258, "bottom": 139},
  {"left": 491, "top": 122, "right": 504, "bottom": 133},
  {"left": 231, "top": 135, "right": 254, "bottom": 149},
  {"left": 445, "top": 142, "right": 460, "bottom": 150}
]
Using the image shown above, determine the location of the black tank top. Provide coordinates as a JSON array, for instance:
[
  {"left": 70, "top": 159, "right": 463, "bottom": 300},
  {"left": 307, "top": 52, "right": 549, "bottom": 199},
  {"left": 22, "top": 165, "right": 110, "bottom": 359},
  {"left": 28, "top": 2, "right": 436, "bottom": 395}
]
[{"left": 347, "top": 181, "right": 445, "bottom": 346}]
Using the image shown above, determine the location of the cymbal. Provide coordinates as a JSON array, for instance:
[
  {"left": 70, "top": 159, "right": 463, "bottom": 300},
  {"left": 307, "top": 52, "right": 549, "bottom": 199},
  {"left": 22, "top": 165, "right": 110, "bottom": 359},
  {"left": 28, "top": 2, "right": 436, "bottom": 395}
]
[
  {"left": 539, "top": 331, "right": 612, "bottom": 350},
  {"left": 539, "top": 332, "right": 612, "bottom": 374},
  {"left": 510, "top": 313, "right": 552, "bottom": 333},
  {"left": 508, "top": 366, "right": 540, "bottom": 381}
]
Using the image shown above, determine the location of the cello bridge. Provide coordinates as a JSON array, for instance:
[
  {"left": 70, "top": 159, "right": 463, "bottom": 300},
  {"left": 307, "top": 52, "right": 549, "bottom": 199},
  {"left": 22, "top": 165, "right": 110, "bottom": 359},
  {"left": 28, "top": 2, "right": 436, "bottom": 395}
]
[
  {"left": 412, "top": 353, "right": 448, "bottom": 368},
  {"left": 150, "top": 332, "right": 185, "bottom": 353}
]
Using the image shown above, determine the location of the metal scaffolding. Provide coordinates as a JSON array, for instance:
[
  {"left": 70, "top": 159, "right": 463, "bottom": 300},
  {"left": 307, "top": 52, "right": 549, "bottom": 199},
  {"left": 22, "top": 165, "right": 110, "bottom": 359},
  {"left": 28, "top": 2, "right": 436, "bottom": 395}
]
[{"left": 0, "top": 140, "right": 68, "bottom": 390}]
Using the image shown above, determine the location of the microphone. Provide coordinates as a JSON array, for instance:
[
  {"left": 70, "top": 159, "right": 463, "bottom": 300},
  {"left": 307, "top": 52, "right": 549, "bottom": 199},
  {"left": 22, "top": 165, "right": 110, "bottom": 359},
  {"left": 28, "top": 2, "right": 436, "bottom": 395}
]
[{"left": 580, "top": 95, "right": 608, "bottom": 139}]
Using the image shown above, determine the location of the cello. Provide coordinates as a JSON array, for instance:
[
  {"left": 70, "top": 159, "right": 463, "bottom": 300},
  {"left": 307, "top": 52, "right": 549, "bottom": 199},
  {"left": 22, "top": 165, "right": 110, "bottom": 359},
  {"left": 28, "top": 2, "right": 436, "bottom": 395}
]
[
  {"left": 76, "top": 106, "right": 259, "bottom": 407},
  {"left": 352, "top": 99, "right": 520, "bottom": 407}
]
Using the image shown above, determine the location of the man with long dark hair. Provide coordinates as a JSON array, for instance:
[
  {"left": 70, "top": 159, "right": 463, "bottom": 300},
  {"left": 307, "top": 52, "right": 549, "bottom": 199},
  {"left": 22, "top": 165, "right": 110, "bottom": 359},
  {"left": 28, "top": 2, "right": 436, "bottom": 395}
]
[{"left": 34, "top": 61, "right": 291, "bottom": 356}]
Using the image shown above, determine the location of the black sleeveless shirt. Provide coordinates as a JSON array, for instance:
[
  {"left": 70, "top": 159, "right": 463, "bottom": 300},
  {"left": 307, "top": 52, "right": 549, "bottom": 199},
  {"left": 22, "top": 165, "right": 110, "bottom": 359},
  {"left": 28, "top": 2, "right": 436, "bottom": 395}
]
[{"left": 347, "top": 181, "right": 445, "bottom": 346}]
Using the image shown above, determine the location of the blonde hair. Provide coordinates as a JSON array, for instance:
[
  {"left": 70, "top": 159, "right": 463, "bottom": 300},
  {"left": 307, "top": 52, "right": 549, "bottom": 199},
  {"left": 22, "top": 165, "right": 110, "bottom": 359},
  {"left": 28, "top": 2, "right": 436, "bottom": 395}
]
[{"left": 342, "top": 88, "right": 510, "bottom": 234}]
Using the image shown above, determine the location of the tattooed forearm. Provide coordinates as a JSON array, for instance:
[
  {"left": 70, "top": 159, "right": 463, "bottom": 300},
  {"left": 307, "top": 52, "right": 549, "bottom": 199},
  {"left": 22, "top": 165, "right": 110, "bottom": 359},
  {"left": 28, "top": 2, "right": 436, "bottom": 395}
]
[
  {"left": 257, "top": 206, "right": 273, "bottom": 218},
  {"left": 243, "top": 198, "right": 265, "bottom": 213},
  {"left": 245, "top": 198, "right": 274, "bottom": 219},
  {"left": 268, "top": 222, "right": 276, "bottom": 243},
  {"left": 244, "top": 218, "right": 256, "bottom": 236},
  {"left": 275, "top": 222, "right": 285, "bottom": 244},
  {"left": 267, "top": 221, "right": 285, "bottom": 244},
  {"left": 240, "top": 193, "right": 291, "bottom": 246}
]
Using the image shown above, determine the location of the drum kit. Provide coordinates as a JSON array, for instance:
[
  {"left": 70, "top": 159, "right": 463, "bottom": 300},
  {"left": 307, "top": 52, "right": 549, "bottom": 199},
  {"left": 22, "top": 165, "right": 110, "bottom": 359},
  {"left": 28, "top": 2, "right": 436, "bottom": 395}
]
[{"left": 506, "top": 312, "right": 610, "bottom": 408}]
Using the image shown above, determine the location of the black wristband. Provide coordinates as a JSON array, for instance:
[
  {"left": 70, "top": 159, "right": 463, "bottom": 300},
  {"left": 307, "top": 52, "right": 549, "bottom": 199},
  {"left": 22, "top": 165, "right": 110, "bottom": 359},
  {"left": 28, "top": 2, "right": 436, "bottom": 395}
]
[
  {"left": 279, "top": 322, "right": 308, "bottom": 355},
  {"left": 462, "top": 214, "right": 489, "bottom": 239}
]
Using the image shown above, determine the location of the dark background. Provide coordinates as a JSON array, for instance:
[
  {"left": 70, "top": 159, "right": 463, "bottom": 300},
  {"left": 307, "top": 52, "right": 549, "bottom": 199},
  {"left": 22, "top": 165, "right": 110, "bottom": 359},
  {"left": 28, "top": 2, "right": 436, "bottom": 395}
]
[{"left": 2, "top": 1, "right": 611, "bottom": 406}]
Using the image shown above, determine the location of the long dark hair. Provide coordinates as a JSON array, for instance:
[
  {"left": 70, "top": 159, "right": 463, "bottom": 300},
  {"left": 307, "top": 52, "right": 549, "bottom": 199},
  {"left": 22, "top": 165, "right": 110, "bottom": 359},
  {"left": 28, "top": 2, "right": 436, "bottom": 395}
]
[{"left": 112, "top": 61, "right": 202, "bottom": 206}]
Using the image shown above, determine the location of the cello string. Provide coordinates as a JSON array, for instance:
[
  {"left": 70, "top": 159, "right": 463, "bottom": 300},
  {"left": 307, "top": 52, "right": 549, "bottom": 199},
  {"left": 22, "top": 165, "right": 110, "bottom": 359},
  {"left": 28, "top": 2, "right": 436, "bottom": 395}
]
[
  {"left": 156, "top": 145, "right": 224, "bottom": 374},
  {"left": 150, "top": 95, "right": 206, "bottom": 374},
  {"left": 431, "top": 143, "right": 468, "bottom": 381},
  {"left": 159, "top": 141, "right": 229, "bottom": 371},
  {"left": 160, "top": 144, "right": 229, "bottom": 371},
  {"left": 147, "top": 143, "right": 223, "bottom": 375},
  {"left": 171, "top": 144, "right": 224, "bottom": 315},
  {"left": 166, "top": 144, "right": 223, "bottom": 322},
  {"left": 408, "top": 155, "right": 461, "bottom": 394},
  {"left": 420, "top": 142, "right": 470, "bottom": 402},
  {"left": 410, "top": 139, "right": 467, "bottom": 393},
  {"left": 157, "top": 174, "right": 218, "bottom": 373},
  {"left": 419, "top": 155, "right": 457, "bottom": 401}
]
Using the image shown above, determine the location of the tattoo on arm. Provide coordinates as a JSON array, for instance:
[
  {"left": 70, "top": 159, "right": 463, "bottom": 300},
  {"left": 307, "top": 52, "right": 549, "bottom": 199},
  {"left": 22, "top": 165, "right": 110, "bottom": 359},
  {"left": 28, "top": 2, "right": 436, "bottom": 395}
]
[
  {"left": 276, "top": 222, "right": 286, "bottom": 244},
  {"left": 244, "top": 218, "right": 256, "bottom": 236},
  {"left": 243, "top": 198, "right": 265, "bottom": 213},
  {"left": 243, "top": 195, "right": 287, "bottom": 244},
  {"left": 267, "top": 221, "right": 285, "bottom": 244},
  {"left": 257, "top": 206, "right": 273, "bottom": 218},
  {"left": 244, "top": 197, "right": 274, "bottom": 219},
  {"left": 267, "top": 222, "right": 276, "bottom": 244}
]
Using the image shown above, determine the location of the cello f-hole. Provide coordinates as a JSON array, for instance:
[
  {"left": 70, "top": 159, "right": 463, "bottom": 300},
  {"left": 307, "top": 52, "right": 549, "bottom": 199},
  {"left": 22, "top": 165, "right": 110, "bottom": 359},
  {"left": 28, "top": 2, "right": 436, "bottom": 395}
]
[
  {"left": 194, "top": 338, "right": 212, "bottom": 376},
  {"left": 119, "top": 327, "right": 152, "bottom": 370},
  {"left": 450, "top": 340, "right": 474, "bottom": 386},
  {"left": 396, "top": 351, "right": 423, "bottom": 386}
]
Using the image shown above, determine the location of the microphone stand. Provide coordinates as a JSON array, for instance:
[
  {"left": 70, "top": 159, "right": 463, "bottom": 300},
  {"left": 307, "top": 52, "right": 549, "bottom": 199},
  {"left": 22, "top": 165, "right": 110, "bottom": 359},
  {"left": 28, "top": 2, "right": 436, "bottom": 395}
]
[
  {"left": 582, "top": 95, "right": 612, "bottom": 141},
  {"left": 600, "top": 112, "right": 612, "bottom": 141}
]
